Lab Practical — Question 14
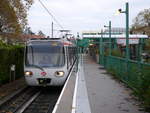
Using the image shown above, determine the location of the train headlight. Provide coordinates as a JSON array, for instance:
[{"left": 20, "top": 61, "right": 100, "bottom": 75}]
[
  {"left": 55, "top": 71, "right": 64, "bottom": 77},
  {"left": 25, "top": 71, "right": 33, "bottom": 76}
]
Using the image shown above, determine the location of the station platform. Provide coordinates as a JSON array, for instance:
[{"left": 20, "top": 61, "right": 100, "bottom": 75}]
[{"left": 75, "top": 54, "right": 146, "bottom": 113}]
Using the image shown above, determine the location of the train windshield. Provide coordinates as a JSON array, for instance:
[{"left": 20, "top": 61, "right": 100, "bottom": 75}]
[{"left": 25, "top": 42, "right": 65, "bottom": 67}]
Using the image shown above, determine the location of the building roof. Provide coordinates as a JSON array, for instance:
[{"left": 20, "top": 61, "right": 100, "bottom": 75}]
[
  {"left": 83, "top": 33, "right": 148, "bottom": 39},
  {"left": 22, "top": 34, "right": 45, "bottom": 39}
]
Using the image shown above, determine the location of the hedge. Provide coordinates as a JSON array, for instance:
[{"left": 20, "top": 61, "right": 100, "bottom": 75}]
[{"left": 0, "top": 44, "right": 24, "bottom": 85}]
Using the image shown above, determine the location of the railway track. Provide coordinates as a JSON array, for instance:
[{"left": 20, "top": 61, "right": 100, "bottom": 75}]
[
  {"left": 0, "top": 86, "right": 39, "bottom": 113},
  {"left": 22, "top": 87, "right": 61, "bottom": 113},
  {"left": 0, "top": 86, "right": 61, "bottom": 113}
]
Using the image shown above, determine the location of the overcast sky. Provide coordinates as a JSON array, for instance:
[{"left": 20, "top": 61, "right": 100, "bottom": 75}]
[{"left": 27, "top": 0, "right": 150, "bottom": 36}]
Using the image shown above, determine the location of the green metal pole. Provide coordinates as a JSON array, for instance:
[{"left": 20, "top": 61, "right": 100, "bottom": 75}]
[
  {"left": 138, "top": 39, "right": 141, "bottom": 62},
  {"left": 126, "top": 2, "right": 129, "bottom": 61},
  {"left": 140, "top": 38, "right": 144, "bottom": 62},
  {"left": 125, "top": 2, "right": 129, "bottom": 75},
  {"left": 99, "top": 38, "right": 101, "bottom": 64},
  {"left": 99, "top": 31, "right": 103, "bottom": 64},
  {"left": 76, "top": 39, "right": 79, "bottom": 71},
  {"left": 100, "top": 33, "right": 103, "bottom": 56},
  {"left": 101, "top": 30, "right": 104, "bottom": 65},
  {"left": 138, "top": 38, "right": 142, "bottom": 69},
  {"left": 109, "top": 21, "right": 112, "bottom": 56}
]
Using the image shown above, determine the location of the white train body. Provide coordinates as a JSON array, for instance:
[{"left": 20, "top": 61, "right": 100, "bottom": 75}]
[{"left": 24, "top": 38, "right": 76, "bottom": 86}]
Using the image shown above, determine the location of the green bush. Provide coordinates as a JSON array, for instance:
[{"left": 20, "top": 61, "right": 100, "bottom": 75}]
[
  {"left": 104, "top": 49, "right": 109, "bottom": 56},
  {"left": 140, "top": 66, "right": 150, "bottom": 110},
  {"left": 111, "top": 49, "right": 123, "bottom": 57},
  {"left": 104, "top": 48, "right": 123, "bottom": 57},
  {"left": 0, "top": 44, "right": 24, "bottom": 85}
]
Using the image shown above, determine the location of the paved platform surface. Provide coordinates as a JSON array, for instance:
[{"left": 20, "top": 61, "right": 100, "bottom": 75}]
[{"left": 77, "top": 54, "right": 146, "bottom": 113}]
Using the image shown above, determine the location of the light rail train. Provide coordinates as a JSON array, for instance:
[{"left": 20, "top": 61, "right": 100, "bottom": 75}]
[{"left": 24, "top": 38, "right": 77, "bottom": 86}]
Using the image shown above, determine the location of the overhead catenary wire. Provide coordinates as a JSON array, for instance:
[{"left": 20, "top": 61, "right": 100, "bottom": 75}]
[{"left": 38, "top": 0, "right": 64, "bottom": 29}]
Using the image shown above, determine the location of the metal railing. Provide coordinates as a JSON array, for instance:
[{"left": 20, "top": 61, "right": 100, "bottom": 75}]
[{"left": 100, "top": 55, "right": 150, "bottom": 93}]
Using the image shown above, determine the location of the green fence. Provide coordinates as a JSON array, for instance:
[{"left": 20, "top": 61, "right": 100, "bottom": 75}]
[
  {"left": 104, "top": 56, "right": 149, "bottom": 87},
  {"left": 100, "top": 55, "right": 150, "bottom": 109}
]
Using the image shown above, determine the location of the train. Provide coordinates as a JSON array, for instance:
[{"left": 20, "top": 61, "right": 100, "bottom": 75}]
[{"left": 24, "top": 38, "right": 77, "bottom": 86}]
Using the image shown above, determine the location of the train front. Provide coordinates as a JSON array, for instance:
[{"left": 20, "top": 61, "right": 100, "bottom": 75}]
[{"left": 24, "top": 40, "right": 67, "bottom": 86}]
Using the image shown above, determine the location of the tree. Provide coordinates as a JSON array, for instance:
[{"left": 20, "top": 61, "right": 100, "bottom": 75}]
[
  {"left": 131, "top": 8, "right": 150, "bottom": 36},
  {"left": 0, "top": 0, "right": 34, "bottom": 39},
  {"left": 24, "top": 27, "right": 35, "bottom": 35},
  {"left": 38, "top": 30, "right": 45, "bottom": 36}
]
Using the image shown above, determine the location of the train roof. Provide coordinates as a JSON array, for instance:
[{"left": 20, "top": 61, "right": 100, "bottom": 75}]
[
  {"left": 29, "top": 38, "right": 62, "bottom": 40},
  {"left": 26, "top": 38, "right": 76, "bottom": 47}
]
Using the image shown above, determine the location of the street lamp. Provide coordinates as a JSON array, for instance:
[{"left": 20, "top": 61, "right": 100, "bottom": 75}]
[
  {"left": 104, "top": 21, "right": 112, "bottom": 56},
  {"left": 118, "top": 2, "right": 129, "bottom": 61}
]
